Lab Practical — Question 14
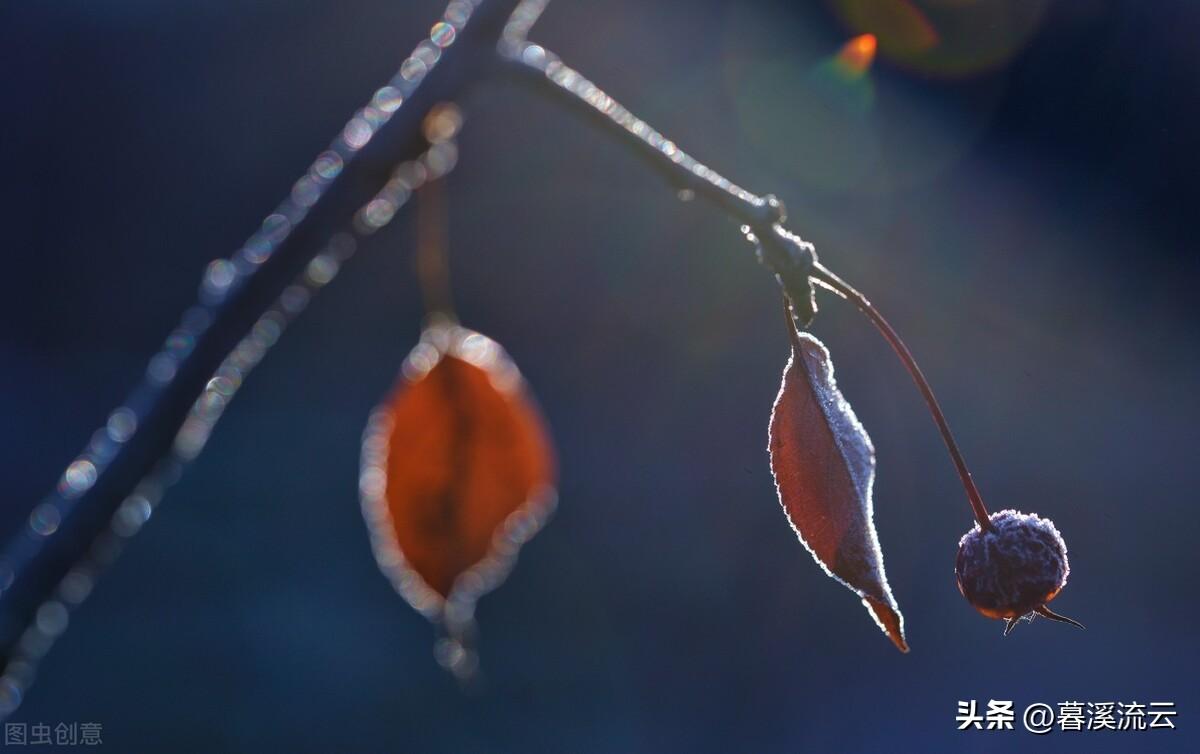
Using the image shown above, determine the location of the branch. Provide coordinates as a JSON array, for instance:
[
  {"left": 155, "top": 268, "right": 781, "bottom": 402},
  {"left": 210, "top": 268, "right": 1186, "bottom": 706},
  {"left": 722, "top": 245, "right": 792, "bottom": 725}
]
[
  {"left": 499, "top": 38, "right": 821, "bottom": 324},
  {"left": 0, "top": 0, "right": 524, "bottom": 717}
]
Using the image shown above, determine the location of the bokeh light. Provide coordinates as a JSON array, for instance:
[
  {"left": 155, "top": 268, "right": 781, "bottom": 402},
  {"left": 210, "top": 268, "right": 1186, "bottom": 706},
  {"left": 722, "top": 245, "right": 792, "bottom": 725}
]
[{"left": 827, "top": 0, "right": 1051, "bottom": 78}]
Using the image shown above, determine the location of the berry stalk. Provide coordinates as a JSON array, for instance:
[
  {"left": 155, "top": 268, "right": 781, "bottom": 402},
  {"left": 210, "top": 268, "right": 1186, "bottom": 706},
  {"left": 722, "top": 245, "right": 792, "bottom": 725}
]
[{"left": 810, "top": 262, "right": 993, "bottom": 531}]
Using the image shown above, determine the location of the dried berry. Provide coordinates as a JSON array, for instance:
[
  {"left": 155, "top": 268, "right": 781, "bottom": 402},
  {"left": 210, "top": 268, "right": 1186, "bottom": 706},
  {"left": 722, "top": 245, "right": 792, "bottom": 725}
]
[{"left": 955, "top": 510, "right": 1083, "bottom": 633}]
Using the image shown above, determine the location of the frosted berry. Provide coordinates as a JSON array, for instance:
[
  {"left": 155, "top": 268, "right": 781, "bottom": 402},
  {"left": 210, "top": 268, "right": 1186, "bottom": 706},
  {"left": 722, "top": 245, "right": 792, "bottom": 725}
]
[{"left": 955, "top": 510, "right": 1082, "bottom": 631}]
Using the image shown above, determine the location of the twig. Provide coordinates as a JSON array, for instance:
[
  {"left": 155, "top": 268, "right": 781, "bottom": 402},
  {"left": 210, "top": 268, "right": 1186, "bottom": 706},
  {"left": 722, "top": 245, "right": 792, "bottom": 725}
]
[
  {"left": 0, "top": 0, "right": 523, "bottom": 716},
  {"left": 499, "top": 39, "right": 820, "bottom": 323}
]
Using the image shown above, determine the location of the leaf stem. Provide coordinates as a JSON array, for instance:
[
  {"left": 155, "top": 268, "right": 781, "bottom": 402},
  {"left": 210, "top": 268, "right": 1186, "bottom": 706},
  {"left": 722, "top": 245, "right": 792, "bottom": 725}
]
[
  {"left": 417, "top": 177, "right": 457, "bottom": 321},
  {"left": 810, "top": 262, "right": 993, "bottom": 531}
]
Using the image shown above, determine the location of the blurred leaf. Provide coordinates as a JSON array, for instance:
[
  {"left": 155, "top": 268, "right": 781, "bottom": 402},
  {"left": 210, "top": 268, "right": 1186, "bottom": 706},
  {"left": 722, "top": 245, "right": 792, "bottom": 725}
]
[
  {"left": 362, "top": 322, "right": 556, "bottom": 622},
  {"left": 768, "top": 314, "right": 907, "bottom": 652}
]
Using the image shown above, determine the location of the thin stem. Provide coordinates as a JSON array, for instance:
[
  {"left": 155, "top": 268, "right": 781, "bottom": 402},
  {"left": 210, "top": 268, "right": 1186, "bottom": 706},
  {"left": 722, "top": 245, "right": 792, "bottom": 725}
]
[
  {"left": 417, "top": 178, "right": 456, "bottom": 320},
  {"left": 810, "top": 262, "right": 993, "bottom": 531}
]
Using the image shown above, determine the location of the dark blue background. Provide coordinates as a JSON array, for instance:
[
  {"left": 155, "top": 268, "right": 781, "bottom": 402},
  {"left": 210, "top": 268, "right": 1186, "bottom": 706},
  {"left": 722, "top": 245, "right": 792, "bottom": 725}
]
[{"left": 1, "top": 0, "right": 1197, "bottom": 751}]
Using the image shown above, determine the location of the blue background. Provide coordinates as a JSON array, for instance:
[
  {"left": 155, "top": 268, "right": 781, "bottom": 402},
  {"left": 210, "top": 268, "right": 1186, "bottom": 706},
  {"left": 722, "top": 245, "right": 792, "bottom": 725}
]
[{"left": 1, "top": 0, "right": 1197, "bottom": 751}]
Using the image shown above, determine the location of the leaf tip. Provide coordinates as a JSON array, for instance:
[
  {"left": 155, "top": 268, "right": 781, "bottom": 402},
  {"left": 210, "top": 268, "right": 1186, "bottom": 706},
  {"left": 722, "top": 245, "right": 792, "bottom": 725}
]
[{"left": 863, "top": 595, "right": 908, "bottom": 653}]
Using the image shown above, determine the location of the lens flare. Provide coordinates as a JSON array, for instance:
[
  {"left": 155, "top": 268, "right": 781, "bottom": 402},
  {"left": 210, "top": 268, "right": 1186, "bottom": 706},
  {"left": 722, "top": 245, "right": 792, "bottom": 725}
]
[
  {"left": 836, "top": 34, "right": 877, "bottom": 78},
  {"left": 827, "top": 0, "right": 1049, "bottom": 78}
]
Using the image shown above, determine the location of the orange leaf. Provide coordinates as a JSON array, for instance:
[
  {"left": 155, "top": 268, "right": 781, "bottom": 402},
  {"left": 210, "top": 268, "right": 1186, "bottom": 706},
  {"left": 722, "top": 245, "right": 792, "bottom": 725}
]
[
  {"left": 361, "top": 322, "right": 556, "bottom": 629},
  {"left": 768, "top": 317, "right": 907, "bottom": 652}
]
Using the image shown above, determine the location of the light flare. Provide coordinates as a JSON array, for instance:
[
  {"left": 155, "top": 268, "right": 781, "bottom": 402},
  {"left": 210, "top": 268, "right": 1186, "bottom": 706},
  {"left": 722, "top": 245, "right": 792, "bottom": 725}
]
[{"left": 836, "top": 34, "right": 878, "bottom": 77}]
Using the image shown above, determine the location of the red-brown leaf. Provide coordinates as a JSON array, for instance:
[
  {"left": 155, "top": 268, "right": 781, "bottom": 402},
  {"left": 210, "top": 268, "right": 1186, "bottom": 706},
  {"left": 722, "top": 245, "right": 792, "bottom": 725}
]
[
  {"left": 768, "top": 318, "right": 908, "bottom": 652},
  {"left": 360, "top": 322, "right": 556, "bottom": 623}
]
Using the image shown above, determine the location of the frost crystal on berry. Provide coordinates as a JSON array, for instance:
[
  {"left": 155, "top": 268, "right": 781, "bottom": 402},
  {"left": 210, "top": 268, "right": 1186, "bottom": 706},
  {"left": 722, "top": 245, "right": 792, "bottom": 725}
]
[{"left": 955, "top": 510, "right": 1070, "bottom": 621}]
